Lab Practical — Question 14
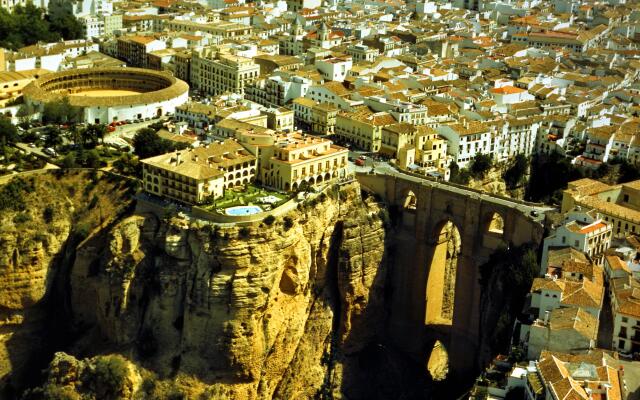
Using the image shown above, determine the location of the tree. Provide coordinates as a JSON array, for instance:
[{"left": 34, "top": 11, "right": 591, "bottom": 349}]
[
  {"left": 85, "top": 149, "right": 101, "bottom": 168},
  {"left": 469, "top": 153, "right": 492, "bottom": 179},
  {"left": 47, "top": 7, "right": 83, "bottom": 41},
  {"left": 68, "top": 124, "right": 82, "bottom": 147},
  {"left": 113, "top": 153, "right": 141, "bottom": 178},
  {"left": 0, "top": 3, "right": 83, "bottom": 51},
  {"left": 132, "top": 128, "right": 179, "bottom": 159},
  {"left": 449, "top": 160, "right": 470, "bottom": 185},
  {"left": 0, "top": 116, "right": 18, "bottom": 164},
  {"left": 81, "top": 124, "right": 107, "bottom": 147},
  {"left": 42, "top": 97, "right": 80, "bottom": 125},
  {"left": 91, "top": 356, "right": 129, "bottom": 399},
  {"left": 526, "top": 153, "right": 584, "bottom": 204},
  {"left": 61, "top": 152, "right": 76, "bottom": 169},
  {"left": 617, "top": 160, "right": 640, "bottom": 183},
  {"left": 16, "top": 103, "right": 35, "bottom": 126},
  {"left": 503, "top": 154, "right": 528, "bottom": 190},
  {"left": 44, "top": 126, "right": 64, "bottom": 148}
]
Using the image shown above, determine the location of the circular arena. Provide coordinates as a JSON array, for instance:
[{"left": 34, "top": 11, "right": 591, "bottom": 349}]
[{"left": 23, "top": 67, "right": 189, "bottom": 124}]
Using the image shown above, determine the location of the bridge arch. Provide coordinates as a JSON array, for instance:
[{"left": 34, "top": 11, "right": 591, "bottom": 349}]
[
  {"left": 425, "top": 219, "right": 461, "bottom": 327},
  {"left": 355, "top": 171, "right": 546, "bottom": 375}
]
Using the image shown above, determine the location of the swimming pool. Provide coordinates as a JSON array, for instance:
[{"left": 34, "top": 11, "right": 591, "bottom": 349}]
[{"left": 225, "top": 205, "right": 263, "bottom": 216}]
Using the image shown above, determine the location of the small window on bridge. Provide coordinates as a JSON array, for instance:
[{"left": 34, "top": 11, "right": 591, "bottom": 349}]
[
  {"left": 403, "top": 191, "right": 417, "bottom": 210},
  {"left": 487, "top": 212, "right": 504, "bottom": 235}
]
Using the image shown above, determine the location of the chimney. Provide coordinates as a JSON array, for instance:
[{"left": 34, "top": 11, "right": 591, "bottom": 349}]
[
  {"left": 176, "top": 151, "right": 181, "bottom": 164},
  {"left": 543, "top": 310, "right": 550, "bottom": 325}
]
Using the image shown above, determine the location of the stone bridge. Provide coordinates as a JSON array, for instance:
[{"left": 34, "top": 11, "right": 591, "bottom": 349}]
[{"left": 356, "top": 170, "right": 549, "bottom": 377}]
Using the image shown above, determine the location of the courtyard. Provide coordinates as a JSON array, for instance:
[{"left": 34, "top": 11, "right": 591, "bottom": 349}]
[{"left": 202, "top": 183, "right": 291, "bottom": 215}]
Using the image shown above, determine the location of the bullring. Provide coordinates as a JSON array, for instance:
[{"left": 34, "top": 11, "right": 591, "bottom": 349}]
[{"left": 23, "top": 67, "right": 189, "bottom": 124}]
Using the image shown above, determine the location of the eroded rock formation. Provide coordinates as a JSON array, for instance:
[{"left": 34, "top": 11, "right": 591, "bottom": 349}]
[{"left": 61, "top": 182, "right": 387, "bottom": 398}]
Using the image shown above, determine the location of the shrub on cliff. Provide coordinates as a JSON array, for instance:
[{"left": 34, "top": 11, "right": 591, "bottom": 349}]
[
  {"left": 263, "top": 215, "right": 276, "bottom": 226},
  {"left": 0, "top": 176, "right": 34, "bottom": 211},
  {"left": 469, "top": 153, "right": 493, "bottom": 179},
  {"left": 503, "top": 154, "right": 528, "bottom": 190},
  {"left": 88, "top": 356, "right": 129, "bottom": 399},
  {"left": 283, "top": 216, "right": 294, "bottom": 230}
]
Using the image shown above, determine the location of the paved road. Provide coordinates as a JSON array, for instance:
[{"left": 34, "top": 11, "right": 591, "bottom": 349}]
[{"left": 14, "top": 142, "right": 49, "bottom": 158}]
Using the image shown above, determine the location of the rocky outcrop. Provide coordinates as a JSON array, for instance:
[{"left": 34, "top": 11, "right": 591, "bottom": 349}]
[{"left": 67, "top": 182, "right": 388, "bottom": 398}]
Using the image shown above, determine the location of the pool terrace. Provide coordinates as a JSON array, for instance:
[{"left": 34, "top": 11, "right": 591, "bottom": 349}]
[{"left": 202, "top": 184, "right": 290, "bottom": 215}]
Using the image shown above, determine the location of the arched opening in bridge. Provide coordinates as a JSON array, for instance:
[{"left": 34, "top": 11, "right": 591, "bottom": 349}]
[
  {"left": 487, "top": 212, "right": 505, "bottom": 235},
  {"left": 425, "top": 220, "right": 461, "bottom": 326},
  {"left": 403, "top": 190, "right": 417, "bottom": 210}
]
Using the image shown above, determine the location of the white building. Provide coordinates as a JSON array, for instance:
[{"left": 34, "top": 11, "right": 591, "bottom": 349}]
[
  {"left": 610, "top": 273, "right": 640, "bottom": 354},
  {"left": 315, "top": 56, "right": 352, "bottom": 82},
  {"left": 540, "top": 209, "right": 612, "bottom": 274}
]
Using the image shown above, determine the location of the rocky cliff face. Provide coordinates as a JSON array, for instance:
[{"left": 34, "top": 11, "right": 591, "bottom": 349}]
[
  {"left": 0, "top": 171, "right": 135, "bottom": 396},
  {"left": 54, "top": 182, "right": 387, "bottom": 399}
]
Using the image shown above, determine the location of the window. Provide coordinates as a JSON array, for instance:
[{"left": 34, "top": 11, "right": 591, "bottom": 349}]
[
  {"left": 623, "top": 317, "right": 628, "bottom": 323},
  {"left": 624, "top": 194, "right": 630, "bottom": 202}
]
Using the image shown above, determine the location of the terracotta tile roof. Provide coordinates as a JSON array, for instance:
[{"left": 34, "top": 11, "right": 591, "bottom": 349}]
[
  {"left": 579, "top": 222, "right": 607, "bottom": 234},
  {"left": 141, "top": 139, "right": 255, "bottom": 180},
  {"left": 539, "top": 350, "right": 623, "bottom": 400},
  {"left": 560, "top": 279, "right": 604, "bottom": 309},
  {"left": 531, "top": 277, "right": 565, "bottom": 293},
  {"left": 490, "top": 85, "right": 526, "bottom": 95},
  {"left": 321, "top": 81, "right": 351, "bottom": 97},
  {"left": 605, "top": 255, "right": 631, "bottom": 274}
]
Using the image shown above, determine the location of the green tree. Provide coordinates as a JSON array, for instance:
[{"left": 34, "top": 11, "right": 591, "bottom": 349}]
[
  {"left": 68, "top": 124, "right": 82, "bottom": 147},
  {"left": 449, "top": 160, "right": 470, "bottom": 185},
  {"left": 0, "top": 3, "right": 83, "bottom": 50},
  {"left": 42, "top": 97, "right": 80, "bottom": 125},
  {"left": 47, "top": 8, "right": 83, "bottom": 41},
  {"left": 91, "top": 356, "right": 129, "bottom": 400},
  {"left": 0, "top": 116, "right": 18, "bottom": 164},
  {"left": 132, "top": 128, "right": 180, "bottom": 159},
  {"left": 61, "top": 152, "right": 76, "bottom": 169},
  {"left": 503, "top": 154, "right": 528, "bottom": 190},
  {"left": 44, "top": 126, "right": 64, "bottom": 148},
  {"left": 81, "top": 124, "right": 107, "bottom": 147},
  {"left": 526, "top": 153, "right": 584, "bottom": 204},
  {"left": 617, "top": 160, "right": 640, "bottom": 183},
  {"left": 16, "top": 103, "right": 35, "bottom": 126},
  {"left": 469, "top": 153, "right": 492, "bottom": 179},
  {"left": 113, "top": 153, "right": 141, "bottom": 178},
  {"left": 85, "top": 149, "right": 101, "bottom": 168}
]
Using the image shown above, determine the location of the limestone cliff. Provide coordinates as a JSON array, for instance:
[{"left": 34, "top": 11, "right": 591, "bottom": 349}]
[
  {"left": 0, "top": 170, "right": 135, "bottom": 395},
  {"left": 60, "top": 182, "right": 387, "bottom": 399}
]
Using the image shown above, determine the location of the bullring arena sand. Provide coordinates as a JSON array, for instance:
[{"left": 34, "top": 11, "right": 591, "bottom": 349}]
[{"left": 69, "top": 89, "right": 142, "bottom": 97}]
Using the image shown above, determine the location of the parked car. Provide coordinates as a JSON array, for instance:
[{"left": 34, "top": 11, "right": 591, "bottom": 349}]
[
  {"left": 355, "top": 158, "right": 365, "bottom": 166},
  {"left": 43, "top": 147, "right": 57, "bottom": 157}
]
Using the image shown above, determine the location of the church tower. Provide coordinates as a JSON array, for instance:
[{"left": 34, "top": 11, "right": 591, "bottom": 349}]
[{"left": 318, "top": 21, "right": 329, "bottom": 42}]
